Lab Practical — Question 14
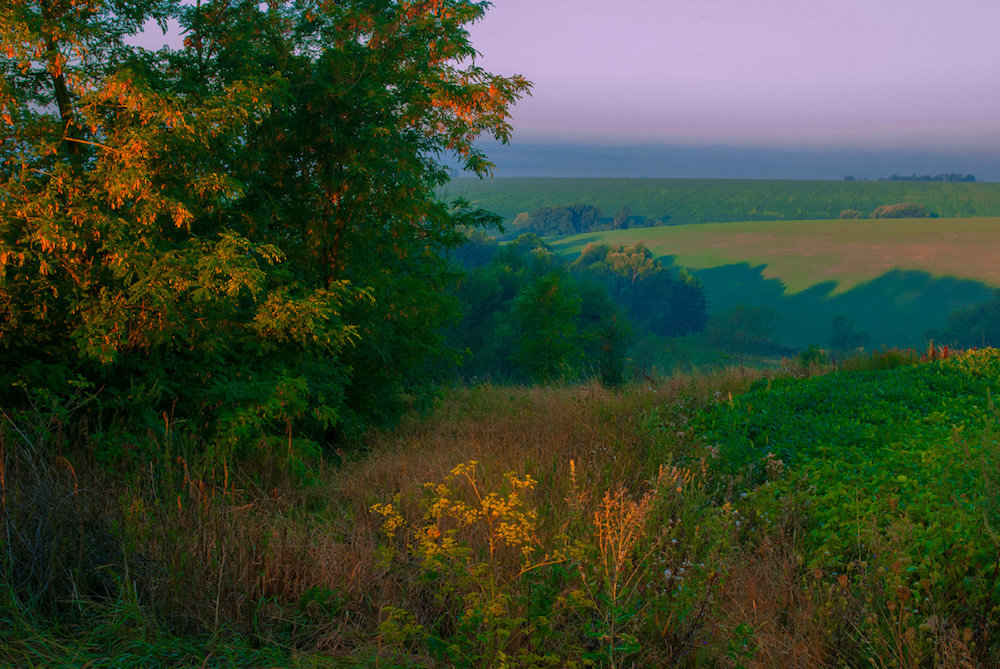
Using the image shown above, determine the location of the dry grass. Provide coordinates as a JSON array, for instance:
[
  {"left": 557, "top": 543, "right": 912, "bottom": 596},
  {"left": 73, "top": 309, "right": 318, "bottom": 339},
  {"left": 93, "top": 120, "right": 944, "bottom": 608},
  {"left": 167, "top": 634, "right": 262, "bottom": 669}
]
[
  {"left": 10, "top": 361, "right": 991, "bottom": 666},
  {"left": 346, "top": 368, "right": 765, "bottom": 496},
  {"left": 2, "top": 368, "right": 774, "bottom": 665}
]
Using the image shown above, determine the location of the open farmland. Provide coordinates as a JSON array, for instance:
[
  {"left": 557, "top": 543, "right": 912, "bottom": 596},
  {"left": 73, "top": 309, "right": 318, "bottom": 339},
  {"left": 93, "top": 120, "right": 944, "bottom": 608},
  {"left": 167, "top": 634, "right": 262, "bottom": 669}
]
[
  {"left": 444, "top": 177, "right": 1000, "bottom": 225},
  {"left": 549, "top": 217, "right": 1000, "bottom": 349}
]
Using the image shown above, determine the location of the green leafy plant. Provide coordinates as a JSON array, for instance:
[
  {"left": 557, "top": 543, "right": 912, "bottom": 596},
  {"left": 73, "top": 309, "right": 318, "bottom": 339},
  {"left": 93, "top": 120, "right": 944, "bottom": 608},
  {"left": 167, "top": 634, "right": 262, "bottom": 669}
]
[{"left": 695, "top": 350, "right": 1000, "bottom": 660}]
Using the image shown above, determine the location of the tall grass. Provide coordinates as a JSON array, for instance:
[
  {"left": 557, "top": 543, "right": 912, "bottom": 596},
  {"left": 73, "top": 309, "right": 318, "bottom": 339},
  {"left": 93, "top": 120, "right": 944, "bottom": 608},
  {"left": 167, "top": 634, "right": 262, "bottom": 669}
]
[{"left": 2, "top": 354, "right": 995, "bottom": 665}]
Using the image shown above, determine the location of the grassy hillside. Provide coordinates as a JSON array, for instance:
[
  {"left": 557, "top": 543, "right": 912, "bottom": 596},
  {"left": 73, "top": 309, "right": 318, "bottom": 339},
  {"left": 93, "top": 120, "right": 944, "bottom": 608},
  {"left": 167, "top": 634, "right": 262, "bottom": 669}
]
[
  {"left": 550, "top": 217, "right": 1000, "bottom": 349},
  {"left": 6, "top": 352, "right": 999, "bottom": 666},
  {"left": 443, "top": 177, "right": 1000, "bottom": 225}
]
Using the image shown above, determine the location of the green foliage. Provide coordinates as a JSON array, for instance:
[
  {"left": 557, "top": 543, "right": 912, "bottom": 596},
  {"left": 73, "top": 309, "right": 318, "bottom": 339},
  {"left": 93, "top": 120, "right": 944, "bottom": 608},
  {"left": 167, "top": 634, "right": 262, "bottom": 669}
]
[
  {"left": 871, "top": 202, "right": 933, "bottom": 218},
  {"left": 572, "top": 242, "right": 709, "bottom": 338},
  {"left": 450, "top": 236, "right": 708, "bottom": 384},
  {"left": 512, "top": 272, "right": 583, "bottom": 383},
  {"left": 0, "top": 0, "right": 529, "bottom": 450},
  {"left": 508, "top": 203, "right": 660, "bottom": 237},
  {"left": 929, "top": 289, "right": 1000, "bottom": 348},
  {"left": 695, "top": 350, "right": 1000, "bottom": 642},
  {"left": 450, "top": 235, "right": 632, "bottom": 383},
  {"left": 705, "top": 305, "right": 785, "bottom": 355},
  {"left": 798, "top": 344, "right": 829, "bottom": 370}
]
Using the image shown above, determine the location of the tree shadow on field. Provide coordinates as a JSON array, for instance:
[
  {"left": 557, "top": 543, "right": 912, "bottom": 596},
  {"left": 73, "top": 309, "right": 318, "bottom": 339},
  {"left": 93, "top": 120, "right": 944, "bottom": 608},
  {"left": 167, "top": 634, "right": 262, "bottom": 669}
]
[
  {"left": 547, "top": 234, "right": 602, "bottom": 249},
  {"left": 658, "top": 256, "right": 995, "bottom": 350}
]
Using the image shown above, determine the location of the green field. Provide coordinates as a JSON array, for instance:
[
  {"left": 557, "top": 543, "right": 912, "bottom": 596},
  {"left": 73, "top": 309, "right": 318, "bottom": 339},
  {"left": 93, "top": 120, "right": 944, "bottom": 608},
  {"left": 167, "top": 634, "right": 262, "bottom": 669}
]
[
  {"left": 550, "top": 217, "right": 1000, "bottom": 349},
  {"left": 444, "top": 177, "right": 1000, "bottom": 225}
]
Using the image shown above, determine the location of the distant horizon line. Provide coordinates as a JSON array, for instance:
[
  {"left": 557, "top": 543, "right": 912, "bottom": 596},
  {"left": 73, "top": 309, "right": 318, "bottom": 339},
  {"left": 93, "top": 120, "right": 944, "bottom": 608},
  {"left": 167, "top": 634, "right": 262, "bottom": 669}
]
[
  {"left": 479, "top": 138, "right": 1000, "bottom": 156},
  {"left": 457, "top": 141, "right": 999, "bottom": 182}
]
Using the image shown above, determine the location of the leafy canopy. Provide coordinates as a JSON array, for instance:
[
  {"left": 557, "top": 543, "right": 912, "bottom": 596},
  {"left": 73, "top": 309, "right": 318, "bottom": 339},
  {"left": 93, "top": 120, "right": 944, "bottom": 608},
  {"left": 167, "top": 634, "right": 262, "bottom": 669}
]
[{"left": 0, "top": 0, "right": 529, "bottom": 451}]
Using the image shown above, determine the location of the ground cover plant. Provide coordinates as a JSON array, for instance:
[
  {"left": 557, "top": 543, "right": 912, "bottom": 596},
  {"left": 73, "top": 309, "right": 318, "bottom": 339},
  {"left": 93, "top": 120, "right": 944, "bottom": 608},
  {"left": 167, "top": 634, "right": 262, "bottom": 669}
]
[
  {"left": 443, "top": 177, "right": 1000, "bottom": 226},
  {"left": 697, "top": 349, "right": 1000, "bottom": 663},
  {"left": 4, "top": 3, "right": 998, "bottom": 665}
]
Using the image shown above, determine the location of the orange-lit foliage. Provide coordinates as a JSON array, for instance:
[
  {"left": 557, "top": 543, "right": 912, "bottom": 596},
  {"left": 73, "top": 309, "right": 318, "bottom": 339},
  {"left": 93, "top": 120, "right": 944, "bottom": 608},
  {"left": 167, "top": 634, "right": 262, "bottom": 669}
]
[{"left": 0, "top": 1, "right": 529, "bottom": 448}]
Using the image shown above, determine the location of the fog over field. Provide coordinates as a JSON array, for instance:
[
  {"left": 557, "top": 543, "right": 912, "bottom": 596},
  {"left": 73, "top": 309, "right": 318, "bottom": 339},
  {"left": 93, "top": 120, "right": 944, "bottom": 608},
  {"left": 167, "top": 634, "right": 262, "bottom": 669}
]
[
  {"left": 464, "top": 142, "right": 1000, "bottom": 182},
  {"left": 468, "top": 0, "right": 1000, "bottom": 161}
]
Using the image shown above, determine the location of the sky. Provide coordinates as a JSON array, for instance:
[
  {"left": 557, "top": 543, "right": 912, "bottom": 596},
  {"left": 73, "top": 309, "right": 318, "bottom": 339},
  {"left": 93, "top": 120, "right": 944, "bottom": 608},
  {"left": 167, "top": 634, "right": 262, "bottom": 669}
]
[{"left": 466, "top": 0, "right": 1000, "bottom": 153}]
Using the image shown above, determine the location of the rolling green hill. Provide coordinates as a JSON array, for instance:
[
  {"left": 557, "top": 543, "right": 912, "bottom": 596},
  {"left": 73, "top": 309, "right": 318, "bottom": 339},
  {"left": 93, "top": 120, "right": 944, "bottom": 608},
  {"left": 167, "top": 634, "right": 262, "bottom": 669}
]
[
  {"left": 548, "top": 217, "right": 1000, "bottom": 350},
  {"left": 443, "top": 177, "right": 1000, "bottom": 225}
]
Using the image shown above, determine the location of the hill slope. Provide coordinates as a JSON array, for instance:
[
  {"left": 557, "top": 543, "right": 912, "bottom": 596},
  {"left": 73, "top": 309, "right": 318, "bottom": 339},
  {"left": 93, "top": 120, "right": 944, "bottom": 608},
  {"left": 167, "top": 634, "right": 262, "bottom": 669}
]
[
  {"left": 550, "top": 217, "right": 1000, "bottom": 349},
  {"left": 444, "top": 177, "right": 1000, "bottom": 225}
]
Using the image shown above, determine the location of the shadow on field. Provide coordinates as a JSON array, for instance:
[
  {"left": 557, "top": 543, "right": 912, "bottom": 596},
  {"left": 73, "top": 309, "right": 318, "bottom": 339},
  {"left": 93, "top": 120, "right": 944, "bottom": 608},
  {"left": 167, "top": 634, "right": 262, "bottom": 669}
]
[
  {"left": 547, "top": 233, "right": 603, "bottom": 247},
  {"left": 660, "top": 257, "right": 995, "bottom": 349}
]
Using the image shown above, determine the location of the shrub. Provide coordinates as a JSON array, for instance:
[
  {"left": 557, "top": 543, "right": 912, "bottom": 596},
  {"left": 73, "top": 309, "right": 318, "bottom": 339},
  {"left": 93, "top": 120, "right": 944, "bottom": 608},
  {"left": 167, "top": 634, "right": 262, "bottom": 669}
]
[
  {"left": 798, "top": 345, "right": 829, "bottom": 371},
  {"left": 870, "top": 202, "right": 933, "bottom": 218}
]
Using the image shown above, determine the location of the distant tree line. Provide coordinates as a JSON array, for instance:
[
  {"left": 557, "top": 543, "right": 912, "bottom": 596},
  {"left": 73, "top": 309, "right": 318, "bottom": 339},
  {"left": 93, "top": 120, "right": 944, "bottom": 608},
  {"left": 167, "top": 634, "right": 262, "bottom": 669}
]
[
  {"left": 448, "top": 234, "right": 707, "bottom": 384},
  {"left": 927, "top": 291, "right": 1000, "bottom": 348},
  {"left": 870, "top": 202, "right": 935, "bottom": 218},
  {"left": 882, "top": 174, "right": 976, "bottom": 182},
  {"left": 844, "top": 174, "right": 976, "bottom": 182},
  {"left": 507, "top": 204, "right": 670, "bottom": 237},
  {"left": 839, "top": 202, "right": 936, "bottom": 219}
]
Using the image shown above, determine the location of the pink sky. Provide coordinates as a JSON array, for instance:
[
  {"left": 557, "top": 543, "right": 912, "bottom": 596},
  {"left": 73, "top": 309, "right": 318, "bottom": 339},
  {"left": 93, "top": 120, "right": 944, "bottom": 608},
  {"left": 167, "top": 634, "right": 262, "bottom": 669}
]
[{"left": 467, "top": 0, "right": 1000, "bottom": 151}]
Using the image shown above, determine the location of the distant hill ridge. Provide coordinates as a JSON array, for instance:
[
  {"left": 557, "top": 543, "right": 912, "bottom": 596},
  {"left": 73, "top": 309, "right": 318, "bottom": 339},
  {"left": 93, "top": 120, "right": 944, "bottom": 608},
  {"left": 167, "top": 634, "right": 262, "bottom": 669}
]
[
  {"left": 457, "top": 142, "right": 1000, "bottom": 182},
  {"left": 443, "top": 177, "right": 1000, "bottom": 226}
]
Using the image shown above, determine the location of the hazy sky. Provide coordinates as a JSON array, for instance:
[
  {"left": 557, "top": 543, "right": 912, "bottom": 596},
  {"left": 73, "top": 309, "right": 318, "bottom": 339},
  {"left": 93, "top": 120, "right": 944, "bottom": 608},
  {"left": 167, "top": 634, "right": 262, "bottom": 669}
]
[{"left": 467, "top": 0, "right": 1000, "bottom": 152}]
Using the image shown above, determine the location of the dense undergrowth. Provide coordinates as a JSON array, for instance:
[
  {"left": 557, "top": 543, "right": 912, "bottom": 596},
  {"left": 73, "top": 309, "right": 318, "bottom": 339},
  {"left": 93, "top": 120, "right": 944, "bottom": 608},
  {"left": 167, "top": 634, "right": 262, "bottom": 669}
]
[{"left": 3, "top": 351, "right": 999, "bottom": 666}]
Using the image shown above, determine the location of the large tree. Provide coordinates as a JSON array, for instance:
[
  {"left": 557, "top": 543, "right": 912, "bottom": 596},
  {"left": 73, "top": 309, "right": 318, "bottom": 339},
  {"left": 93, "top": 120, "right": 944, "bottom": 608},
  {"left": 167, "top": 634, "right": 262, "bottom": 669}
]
[{"left": 0, "top": 0, "right": 529, "bottom": 450}]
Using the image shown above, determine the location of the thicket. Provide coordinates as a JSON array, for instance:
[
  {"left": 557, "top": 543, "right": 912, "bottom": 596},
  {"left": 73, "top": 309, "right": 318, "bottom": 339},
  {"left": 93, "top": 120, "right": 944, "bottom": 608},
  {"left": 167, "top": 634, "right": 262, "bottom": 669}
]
[
  {"left": 830, "top": 314, "right": 870, "bottom": 351},
  {"left": 871, "top": 202, "right": 934, "bottom": 218},
  {"left": 704, "top": 305, "right": 789, "bottom": 357},
  {"left": 571, "top": 241, "right": 708, "bottom": 338},
  {"left": 0, "top": 0, "right": 528, "bottom": 451},
  {"left": 448, "top": 236, "right": 708, "bottom": 384},
  {"left": 507, "top": 203, "right": 667, "bottom": 237},
  {"left": 929, "top": 290, "right": 1000, "bottom": 348}
]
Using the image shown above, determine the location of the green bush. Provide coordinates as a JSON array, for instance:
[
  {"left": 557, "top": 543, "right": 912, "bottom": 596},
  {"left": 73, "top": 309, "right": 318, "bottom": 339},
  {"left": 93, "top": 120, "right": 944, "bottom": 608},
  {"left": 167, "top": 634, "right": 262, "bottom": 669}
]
[{"left": 870, "top": 202, "right": 933, "bottom": 218}]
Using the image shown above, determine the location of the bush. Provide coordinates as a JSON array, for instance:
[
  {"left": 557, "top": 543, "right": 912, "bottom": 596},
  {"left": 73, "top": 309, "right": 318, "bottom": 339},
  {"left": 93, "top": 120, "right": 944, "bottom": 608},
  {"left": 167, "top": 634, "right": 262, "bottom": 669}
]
[
  {"left": 870, "top": 202, "right": 933, "bottom": 218},
  {"left": 798, "top": 345, "right": 829, "bottom": 370}
]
